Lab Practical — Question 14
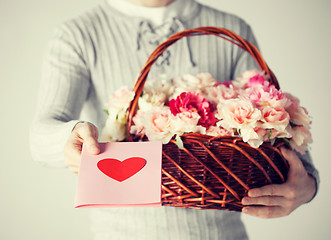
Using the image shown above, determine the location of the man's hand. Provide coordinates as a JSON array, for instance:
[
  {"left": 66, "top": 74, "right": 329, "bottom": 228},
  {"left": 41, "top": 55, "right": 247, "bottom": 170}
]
[
  {"left": 64, "top": 122, "right": 100, "bottom": 175},
  {"left": 242, "top": 147, "right": 316, "bottom": 218}
]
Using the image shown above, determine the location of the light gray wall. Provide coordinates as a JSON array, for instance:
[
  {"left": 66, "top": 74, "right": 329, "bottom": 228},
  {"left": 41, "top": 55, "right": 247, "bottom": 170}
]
[{"left": 1, "top": 0, "right": 330, "bottom": 239}]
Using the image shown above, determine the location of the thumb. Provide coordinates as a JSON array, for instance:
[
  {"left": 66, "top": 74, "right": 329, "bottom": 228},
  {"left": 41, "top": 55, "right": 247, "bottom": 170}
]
[
  {"left": 280, "top": 147, "right": 304, "bottom": 177},
  {"left": 76, "top": 122, "right": 100, "bottom": 155},
  {"left": 84, "top": 136, "right": 100, "bottom": 155}
]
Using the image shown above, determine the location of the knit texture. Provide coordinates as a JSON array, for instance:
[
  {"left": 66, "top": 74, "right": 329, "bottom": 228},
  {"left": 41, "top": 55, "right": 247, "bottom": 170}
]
[
  {"left": 30, "top": 1, "right": 319, "bottom": 239},
  {"left": 30, "top": 0, "right": 259, "bottom": 167}
]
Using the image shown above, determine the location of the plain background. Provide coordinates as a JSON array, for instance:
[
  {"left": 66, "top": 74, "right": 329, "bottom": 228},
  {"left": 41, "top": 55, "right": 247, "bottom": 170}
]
[{"left": 1, "top": 0, "right": 330, "bottom": 239}]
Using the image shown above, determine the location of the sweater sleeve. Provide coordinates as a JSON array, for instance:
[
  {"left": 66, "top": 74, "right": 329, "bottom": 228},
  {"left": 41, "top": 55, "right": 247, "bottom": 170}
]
[
  {"left": 29, "top": 24, "right": 90, "bottom": 168},
  {"left": 296, "top": 150, "right": 320, "bottom": 202}
]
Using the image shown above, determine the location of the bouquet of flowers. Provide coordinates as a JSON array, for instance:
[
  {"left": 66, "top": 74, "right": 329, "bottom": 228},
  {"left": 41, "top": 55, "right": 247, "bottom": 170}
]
[{"left": 101, "top": 69, "right": 312, "bottom": 154}]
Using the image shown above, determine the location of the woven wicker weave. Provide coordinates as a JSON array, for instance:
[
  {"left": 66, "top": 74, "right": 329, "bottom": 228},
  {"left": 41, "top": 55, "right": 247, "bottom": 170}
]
[{"left": 126, "top": 27, "right": 289, "bottom": 211}]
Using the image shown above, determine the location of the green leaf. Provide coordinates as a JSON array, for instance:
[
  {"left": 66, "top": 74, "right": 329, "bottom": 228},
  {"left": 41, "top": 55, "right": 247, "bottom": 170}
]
[
  {"left": 175, "top": 134, "right": 184, "bottom": 149},
  {"left": 103, "top": 109, "right": 109, "bottom": 115},
  {"left": 283, "top": 138, "right": 291, "bottom": 145},
  {"left": 268, "top": 129, "right": 273, "bottom": 139}
]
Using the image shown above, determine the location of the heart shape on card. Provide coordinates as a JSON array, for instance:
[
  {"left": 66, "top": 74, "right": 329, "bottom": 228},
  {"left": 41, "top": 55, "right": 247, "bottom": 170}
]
[{"left": 97, "top": 157, "right": 147, "bottom": 182}]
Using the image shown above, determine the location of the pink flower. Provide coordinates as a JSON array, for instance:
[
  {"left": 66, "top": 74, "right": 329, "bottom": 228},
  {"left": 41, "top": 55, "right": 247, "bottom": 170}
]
[
  {"left": 234, "top": 69, "right": 264, "bottom": 88},
  {"left": 284, "top": 93, "right": 311, "bottom": 127},
  {"left": 206, "top": 126, "right": 234, "bottom": 137},
  {"left": 261, "top": 106, "right": 290, "bottom": 132},
  {"left": 246, "top": 82, "right": 287, "bottom": 108},
  {"left": 288, "top": 126, "right": 312, "bottom": 154},
  {"left": 248, "top": 125, "right": 269, "bottom": 146},
  {"left": 247, "top": 74, "right": 267, "bottom": 88},
  {"left": 107, "top": 86, "right": 135, "bottom": 110},
  {"left": 217, "top": 99, "right": 261, "bottom": 129},
  {"left": 130, "top": 109, "right": 147, "bottom": 136},
  {"left": 142, "top": 107, "right": 174, "bottom": 144},
  {"left": 102, "top": 70, "right": 312, "bottom": 152},
  {"left": 169, "top": 92, "right": 216, "bottom": 128},
  {"left": 204, "top": 84, "right": 238, "bottom": 105},
  {"left": 172, "top": 111, "right": 205, "bottom": 135},
  {"left": 173, "top": 73, "right": 217, "bottom": 93},
  {"left": 217, "top": 98, "right": 262, "bottom": 142}
]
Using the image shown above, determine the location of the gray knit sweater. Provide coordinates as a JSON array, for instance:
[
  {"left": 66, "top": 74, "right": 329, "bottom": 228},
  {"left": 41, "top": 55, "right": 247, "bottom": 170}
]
[{"left": 30, "top": 0, "right": 319, "bottom": 239}]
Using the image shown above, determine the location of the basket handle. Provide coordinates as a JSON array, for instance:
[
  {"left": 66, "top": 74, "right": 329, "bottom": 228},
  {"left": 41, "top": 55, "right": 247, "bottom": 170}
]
[{"left": 126, "top": 26, "right": 278, "bottom": 140}]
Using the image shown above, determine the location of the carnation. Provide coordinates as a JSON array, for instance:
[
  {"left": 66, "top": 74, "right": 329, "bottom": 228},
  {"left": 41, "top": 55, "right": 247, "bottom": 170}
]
[
  {"left": 141, "top": 107, "right": 174, "bottom": 144},
  {"left": 217, "top": 98, "right": 261, "bottom": 130},
  {"left": 206, "top": 126, "right": 234, "bottom": 137},
  {"left": 172, "top": 73, "right": 217, "bottom": 96},
  {"left": 204, "top": 83, "right": 238, "bottom": 105},
  {"left": 284, "top": 93, "right": 311, "bottom": 127},
  {"left": 171, "top": 111, "right": 205, "bottom": 135},
  {"left": 102, "top": 70, "right": 312, "bottom": 153},
  {"left": 233, "top": 69, "right": 266, "bottom": 88},
  {"left": 169, "top": 92, "right": 216, "bottom": 128},
  {"left": 260, "top": 106, "right": 290, "bottom": 132},
  {"left": 107, "top": 86, "right": 135, "bottom": 110}
]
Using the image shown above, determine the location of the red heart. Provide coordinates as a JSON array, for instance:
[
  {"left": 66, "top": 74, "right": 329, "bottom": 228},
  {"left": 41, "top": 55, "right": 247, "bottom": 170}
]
[{"left": 97, "top": 157, "right": 146, "bottom": 182}]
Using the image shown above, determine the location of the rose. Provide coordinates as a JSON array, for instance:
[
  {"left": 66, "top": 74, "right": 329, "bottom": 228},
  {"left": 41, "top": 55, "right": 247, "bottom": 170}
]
[
  {"left": 260, "top": 106, "right": 290, "bottom": 132},
  {"left": 144, "top": 74, "right": 173, "bottom": 95},
  {"left": 172, "top": 73, "right": 217, "bottom": 97},
  {"left": 217, "top": 98, "right": 261, "bottom": 130},
  {"left": 174, "top": 73, "right": 217, "bottom": 91},
  {"left": 206, "top": 126, "right": 234, "bottom": 137},
  {"left": 100, "top": 117, "right": 126, "bottom": 142},
  {"left": 141, "top": 107, "right": 174, "bottom": 144},
  {"left": 204, "top": 83, "right": 238, "bottom": 105},
  {"left": 246, "top": 82, "right": 287, "bottom": 108},
  {"left": 169, "top": 92, "right": 216, "bottom": 128},
  {"left": 100, "top": 106, "right": 128, "bottom": 142},
  {"left": 233, "top": 69, "right": 264, "bottom": 88},
  {"left": 288, "top": 126, "right": 312, "bottom": 154},
  {"left": 130, "top": 109, "right": 147, "bottom": 137},
  {"left": 143, "top": 74, "right": 174, "bottom": 105},
  {"left": 217, "top": 98, "right": 262, "bottom": 143},
  {"left": 284, "top": 93, "right": 311, "bottom": 127},
  {"left": 245, "top": 125, "right": 267, "bottom": 148},
  {"left": 247, "top": 73, "right": 267, "bottom": 88},
  {"left": 107, "top": 86, "right": 135, "bottom": 110},
  {"left": 172, "top": 111, "right": 206, "bottom": 135}
]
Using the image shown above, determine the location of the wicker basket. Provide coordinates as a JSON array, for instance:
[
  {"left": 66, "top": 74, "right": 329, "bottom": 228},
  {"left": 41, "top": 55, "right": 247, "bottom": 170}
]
[{"left": 126, "top": 27, "right": 289, "bottom": 211}]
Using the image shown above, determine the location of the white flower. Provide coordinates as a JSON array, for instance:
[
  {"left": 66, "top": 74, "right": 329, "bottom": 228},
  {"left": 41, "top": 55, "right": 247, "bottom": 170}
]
[
  {"left": 204, "top": 84, "right": 237, "bottom": 105},
  {"left": 107, "top": 86, "right": 135, "bottom": 110},
  {"left": 100, "top": 118, "right": 126, "bottom": 142},
  {"left": 143, "top": 75, "right": 174, "bottom": 103},
  {"left": 172, "top": 73, "right": 217, "bottom": 96},
  {"left": 233, "top": 69, "right": 264, "bottom": 89},
  {"left": 171, "top": 111, "right": 206, "bottom": 135},
  {"left": 217, "top": 98, "right": 261, "bottom": 131},
  {"left": 141, "top": 107, "right": 175, "bottom": 144}
]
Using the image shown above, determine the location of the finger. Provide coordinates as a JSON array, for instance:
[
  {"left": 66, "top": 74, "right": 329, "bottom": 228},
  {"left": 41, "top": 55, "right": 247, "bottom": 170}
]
[
  {"left": 64, "top": 153, "right": 80, "bottom": 175},
  {"left": 242, "top": 206, "right": 288, "bottom": 218},
  {"left": 281, "top": 148, "right": 307, "bottom": 182},
  {"left": 281, "top": 147, "right": 303, "bottom": 172},
  {"left": 64, "top": 143, "right": 81, "bottom": 168},
  {"left": 64, "top": 146, "right": 81, "bottom": 166},
  {"left": 64, "top": 134, "right": 83, "bottom": 174},
  {"left": 68, "top": 167, "right": 79, "bottom": 175},
  {"left": 64, "top": 134, "right": 83, "bottom": 159},
  {"left": 76, "top": 123, "right": 100, "bottom": 155},
  {"left": 242, "top": 196, "right": 285, "bottom": 206},
  {"left": 66, "top": 162, "right": 80, "bottom": 175},
  {"left": 248, "top": 184, "right": 285, "bottom": 197}
]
